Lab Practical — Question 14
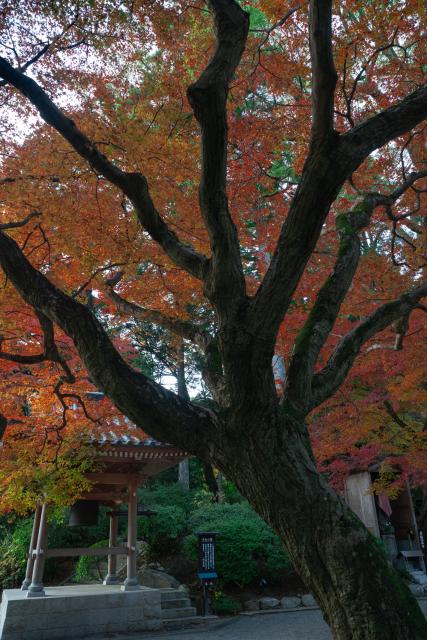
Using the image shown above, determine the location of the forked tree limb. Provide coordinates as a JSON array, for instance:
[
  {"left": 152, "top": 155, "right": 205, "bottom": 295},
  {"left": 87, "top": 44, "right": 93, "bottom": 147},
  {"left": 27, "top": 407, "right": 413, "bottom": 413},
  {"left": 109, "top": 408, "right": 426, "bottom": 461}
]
[
  {"left": 106, "top": 276, "right": 226, "bottom": 403},
  {"left": 106, "top": 280, "right": 208, "bottom": 346},
  {"left": 309, "top": 282, "right": 427, "bottom": 410},
  {"left": 285, "top": 171, "right": 427, "bottom": 412},
  {"left": 72, "top": 262, "right": 129, "bottom": 298},
  {"left": 376, "top": 170, "right": 427, "bottom": 207},
  {"left": 250, "top": 79, "right": 427, "bottom": 345},
  {"left": 248, "top": 3, "right": 427, "bottom": 344},
  {"left": 0, "top": 43, "right": 51, "bottom": 88},
  {"left": 0, "top": 57, "right": 208, "bottom": 281},
  {"left": 341, "top": 83, "right": 427, "bottom": 164},
  {"left": 0, "top": 229, "right": 219, "bottom": 455},
  {"left": 285, "top": 201, "right": 374, "bottom": 411}
]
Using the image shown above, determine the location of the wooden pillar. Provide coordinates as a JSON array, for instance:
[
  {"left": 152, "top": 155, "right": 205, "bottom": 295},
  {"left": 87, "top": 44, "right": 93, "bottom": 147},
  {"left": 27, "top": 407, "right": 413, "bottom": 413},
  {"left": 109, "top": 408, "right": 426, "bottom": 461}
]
[
  {"left": 103, "top": 512, "right": 120, "bottom": 585},
  {"left": 122, "top": 478, "right": 139, "bottom": 591},
  {"left": 22, "top": 505, "right": 42, "bottom": 590},
  {"left": 27, "top": 503, "right": 48, "bottom": 598}
]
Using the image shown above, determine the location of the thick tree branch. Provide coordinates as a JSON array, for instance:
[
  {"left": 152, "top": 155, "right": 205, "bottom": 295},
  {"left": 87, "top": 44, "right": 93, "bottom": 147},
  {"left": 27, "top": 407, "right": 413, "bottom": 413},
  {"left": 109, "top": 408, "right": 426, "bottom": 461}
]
[
  {"left": 0, "top": 57, "right": 208, "bottom": 280},
  {"left": 249, "top": 143, "right": 347, "bottom": 346},
  {"left": 0, "top": 230, "right": 219, "bottom": 455},
  {"left": 309, "top": 283, "right": 427, "bottom": 410},
  {"left": 106, "top": 274, "right": 227, "bottom": 405},
  {"left": 0, "top": 210, "right": 41, "bottom": 230},
  {"left": 341, "top": 83, "right": 427, "bottom": 163},
  {"left": 284, "top": 199, "right": 375, "bottom": 411},
  {"left": 285, "top": 169, "right": 427, "bottom": 410},
  {"left": 376, "top": 170, "right": 427, "bottom": 206},
  {"left": 249, "top": 84, "right": 427, "bottom": 348},
  {"left": 106, "top": 277, "right": 205, "bottom": 344},
  {"left": 200, "top": 337, "right": 228, "bottom": 407},
  {"left": 0, "top": 43, "right": 50, "bottom": 88},
  {"left": 0, "top": 348, "right": 45, "bottom": 365},
  {"left": 187, "top": 0, "right": 249, "bottom": 308},
  {"left": 309, "top": 0, "right": 337, "bottom": 142}
]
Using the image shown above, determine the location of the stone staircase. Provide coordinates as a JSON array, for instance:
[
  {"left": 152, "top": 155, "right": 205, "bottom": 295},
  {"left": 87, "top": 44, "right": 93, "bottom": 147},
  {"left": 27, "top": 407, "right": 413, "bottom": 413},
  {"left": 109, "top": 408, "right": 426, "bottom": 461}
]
[
  {"left": 409, "top": 571, "right": 427, "bottom": 595},
  {"left": 160, "top": 588, "right": 198, "bottom": 623}
]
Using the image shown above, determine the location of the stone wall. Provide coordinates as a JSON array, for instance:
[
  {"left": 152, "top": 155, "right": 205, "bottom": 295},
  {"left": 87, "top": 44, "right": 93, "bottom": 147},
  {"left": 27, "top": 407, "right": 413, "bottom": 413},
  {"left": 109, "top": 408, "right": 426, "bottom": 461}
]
[{"left": 0, "top": 584, "right": 162, "bottom": 640}]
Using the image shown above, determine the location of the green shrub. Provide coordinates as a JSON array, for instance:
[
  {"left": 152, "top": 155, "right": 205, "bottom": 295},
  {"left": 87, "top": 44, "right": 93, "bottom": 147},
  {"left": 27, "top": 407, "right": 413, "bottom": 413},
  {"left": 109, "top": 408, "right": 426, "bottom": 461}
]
[
  {"left": 222, "top": 480, "right": 244, "bottom": 504},
  {"left": 0, "top": 507, "right": 110, "bottom": 589},
  {"left": 0, "top": 483, "right": 290, "bottom": 592},
  {"left": 211, "top": 592, "right": 241, "bottom": 616},
  {"left": 138, "top": 483, "right": 201, "bottom": 558},
  {"left": 74, "top": 539, "right": 109, "bottom": 583},
  {"left": 139, "top": 505, "right": 187, "bottom": 556},
  {"left": 183, "top": 502, "right": 289, "bottom": 586},
  {"left": 139, "top": 483, "right": 197, "bottom": 515},
  {"left": 43, "top": 507, "right": 110, "bottom": 582},
  {"left": 0, "top": 518, "right": 33, "bottom": 588}
]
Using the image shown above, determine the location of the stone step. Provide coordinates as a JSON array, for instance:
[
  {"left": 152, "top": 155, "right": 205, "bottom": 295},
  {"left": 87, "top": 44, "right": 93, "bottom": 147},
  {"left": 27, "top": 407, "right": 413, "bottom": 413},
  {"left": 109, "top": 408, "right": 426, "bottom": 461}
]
[
  {"left": 162, "top": 598, "right": 192, "bottom": 609},
  {"left": 161, "top": 606, "right": 197, "bottom": 619}
]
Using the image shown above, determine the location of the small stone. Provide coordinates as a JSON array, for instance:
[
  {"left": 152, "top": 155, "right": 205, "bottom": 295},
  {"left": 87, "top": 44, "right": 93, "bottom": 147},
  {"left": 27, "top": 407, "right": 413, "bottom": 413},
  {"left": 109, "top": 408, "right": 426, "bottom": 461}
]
[
  {"left": 301, "top": 594, "right": 317, "bottom": 607},
  {"left": 408, "top": 584, "right": 424, "bottom": 596},
  {"left": 243, "top": 599, "right": 260, "bottom": 612},
  {"left": 280, "top": 596, "right": 301, "bottom": 609},
  {"left": 138, "top": 568, "right": 179, "bottom": 589},
  {"left": 259, "top": 597, "right": 280, "bottom": 610},
  {"left": 410, "top": 571, "right": 427, "bottom": 586},
  {"left": 178, "top": 584, "right": 190, "bottom": 595}
]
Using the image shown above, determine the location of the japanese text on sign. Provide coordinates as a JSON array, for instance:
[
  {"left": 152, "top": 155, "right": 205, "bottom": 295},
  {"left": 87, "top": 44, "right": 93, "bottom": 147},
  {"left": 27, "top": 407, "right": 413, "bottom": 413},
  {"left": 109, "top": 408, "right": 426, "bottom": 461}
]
[{"left": 198, "top": 533, "right": 216, "bottom": 572}]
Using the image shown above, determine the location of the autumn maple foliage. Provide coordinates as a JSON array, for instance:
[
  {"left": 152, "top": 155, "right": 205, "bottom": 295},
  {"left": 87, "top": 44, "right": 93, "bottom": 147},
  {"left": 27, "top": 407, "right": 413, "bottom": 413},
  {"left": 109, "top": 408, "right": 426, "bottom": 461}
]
[{"left": 0, "top": 0, "right": 427, "bottom": 638}]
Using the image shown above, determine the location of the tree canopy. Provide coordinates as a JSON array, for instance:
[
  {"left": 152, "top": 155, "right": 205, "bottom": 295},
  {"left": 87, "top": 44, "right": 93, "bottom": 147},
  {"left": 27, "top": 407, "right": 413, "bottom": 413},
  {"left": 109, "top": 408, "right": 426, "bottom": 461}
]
[
  {"left": 0, "top": 1, "right": 427, "bottom": 637},
  {"left": 0, "top": 0, "right": 425, "bottom": 508}
]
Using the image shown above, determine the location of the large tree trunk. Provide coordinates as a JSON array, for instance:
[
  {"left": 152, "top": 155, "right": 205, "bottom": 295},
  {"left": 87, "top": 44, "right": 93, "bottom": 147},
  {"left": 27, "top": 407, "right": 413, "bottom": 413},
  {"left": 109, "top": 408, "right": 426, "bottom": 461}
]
[{"left": 217, "top": 408, "right": 427, "bottom": 640}]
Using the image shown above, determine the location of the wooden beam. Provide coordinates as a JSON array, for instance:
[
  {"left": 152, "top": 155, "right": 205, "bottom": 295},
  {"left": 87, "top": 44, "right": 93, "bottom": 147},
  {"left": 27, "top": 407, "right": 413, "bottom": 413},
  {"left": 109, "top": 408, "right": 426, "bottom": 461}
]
[
  {"left": 79, "top": 492, "right": 127, "bottom": 502},
  {"left": 42, "top": 546, "right": 128, "bottom": 558},
  {"left": 85, "top": 472, "right": 145, "bottom": 485}
]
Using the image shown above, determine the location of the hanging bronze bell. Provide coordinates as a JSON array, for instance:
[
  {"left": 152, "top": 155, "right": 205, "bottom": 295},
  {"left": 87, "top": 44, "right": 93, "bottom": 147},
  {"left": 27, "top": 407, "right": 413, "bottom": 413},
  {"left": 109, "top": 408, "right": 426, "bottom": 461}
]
[{"left": 68, "top": 500, "right": 99, "bottom": 527}]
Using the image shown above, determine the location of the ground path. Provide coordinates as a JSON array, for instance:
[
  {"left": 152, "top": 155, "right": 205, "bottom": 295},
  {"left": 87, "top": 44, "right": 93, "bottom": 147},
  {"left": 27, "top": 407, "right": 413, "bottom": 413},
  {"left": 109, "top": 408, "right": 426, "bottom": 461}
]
[{"left": 107, "top": 598, "right": 427, "bottom": 640}]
